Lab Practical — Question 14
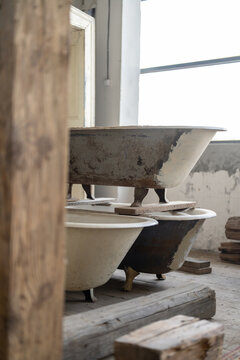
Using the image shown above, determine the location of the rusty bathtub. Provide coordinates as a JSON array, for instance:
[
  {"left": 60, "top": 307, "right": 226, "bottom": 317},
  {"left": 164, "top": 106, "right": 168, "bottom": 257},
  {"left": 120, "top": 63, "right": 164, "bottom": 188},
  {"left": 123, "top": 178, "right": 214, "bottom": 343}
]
[
  {"left": 69, "top": 126, "right": 224, "bottom": 191},
  {"left": 118, "top": 208, "right": 216, "bottom": 290}
]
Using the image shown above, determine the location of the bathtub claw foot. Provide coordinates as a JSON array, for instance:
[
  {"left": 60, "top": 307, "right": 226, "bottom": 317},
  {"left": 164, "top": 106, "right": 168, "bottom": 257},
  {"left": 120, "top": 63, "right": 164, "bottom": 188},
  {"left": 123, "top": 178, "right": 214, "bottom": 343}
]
[
  {"left": 82, "top": 184, "right": 95, "bottom": 200},
  {"left": 156, "top": 274, "right": 166, "bottom": 280},
  {"left": 154, "top": 189, "right": 169, "bottom": 203},
  {"left": 123, "top": 266, "right": 140, "bottom": 291},
  {"left": 83, "top": 289, "right": 97, "bottom": 302},
  {"left": 67, "top": 183, "right": 73, "bottom": 199},
  {"left": 131, "top": 187, "right": 149, "bottom": 207}
]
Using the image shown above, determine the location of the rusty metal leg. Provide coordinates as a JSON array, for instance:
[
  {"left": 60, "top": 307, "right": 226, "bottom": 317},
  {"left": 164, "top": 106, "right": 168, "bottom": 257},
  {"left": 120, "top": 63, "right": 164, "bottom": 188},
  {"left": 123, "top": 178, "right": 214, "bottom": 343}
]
[
  {"left": 156, "top": 274, "right": 166, "bottom": 280},
  {"left": 122, "top": 266, "right": 140, "bottom": 291},
  {"left": 131, "top": 187, "right": 149, "bottom": 207},
  {"left": 82, "top": 184, "right": 95, "bottom": 200},
  {"left": 154, "top": 188, "right": 169, "bottom": 203},
  {"left": 67, "top": 183, "right": 73, "bottom": 199},
  {"left": 83, "top": 289, "right": 97, "bottom": 302}
]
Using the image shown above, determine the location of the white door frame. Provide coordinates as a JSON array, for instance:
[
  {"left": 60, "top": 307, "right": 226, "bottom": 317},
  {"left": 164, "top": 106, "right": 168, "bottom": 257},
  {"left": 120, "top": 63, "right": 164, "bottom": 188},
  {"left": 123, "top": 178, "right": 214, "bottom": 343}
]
[{"left": 70, "top": 6, "right": 95, "bottom": 127}]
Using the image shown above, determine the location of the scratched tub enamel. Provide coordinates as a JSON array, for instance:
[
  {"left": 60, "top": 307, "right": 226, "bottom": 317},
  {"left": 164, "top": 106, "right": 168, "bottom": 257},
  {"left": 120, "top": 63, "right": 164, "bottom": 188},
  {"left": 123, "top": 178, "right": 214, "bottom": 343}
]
[
  {"left": 69, "top": 126, "right": 224, "bottom": 189},
  {"left": 118, "top": 208, "right": 216, "bottom": 290},
  {"left": 65, "top": 209, "right": 157, "bottom": 297}
]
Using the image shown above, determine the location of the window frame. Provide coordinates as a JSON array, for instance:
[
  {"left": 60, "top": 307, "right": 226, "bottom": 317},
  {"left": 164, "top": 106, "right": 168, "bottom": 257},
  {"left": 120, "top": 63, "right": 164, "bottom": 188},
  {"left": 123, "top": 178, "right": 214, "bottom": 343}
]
[{"left": 139, "top": 1, "right": 240, "bottom": 141}]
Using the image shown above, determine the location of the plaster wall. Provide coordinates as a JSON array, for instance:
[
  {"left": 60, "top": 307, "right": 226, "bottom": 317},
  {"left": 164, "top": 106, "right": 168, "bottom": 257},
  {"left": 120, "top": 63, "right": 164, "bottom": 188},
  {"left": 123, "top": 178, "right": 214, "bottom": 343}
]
[{"left": 118, "top": 142, "right": 240, "bottom": 251}]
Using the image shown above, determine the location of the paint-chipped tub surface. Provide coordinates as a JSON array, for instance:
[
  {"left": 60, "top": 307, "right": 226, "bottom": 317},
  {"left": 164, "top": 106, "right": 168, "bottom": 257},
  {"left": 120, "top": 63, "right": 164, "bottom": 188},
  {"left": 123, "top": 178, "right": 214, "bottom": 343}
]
[
  {"left": 66, "top": 204, "right": 216, "bottom": 290},
  {"left": 65, "top": 209, "right": 157, "bottom": 291},
  {"left": 119, "top": 208, "right": 216, "bottom": 275},
  {"left": 69, "top": 126, "right": 225, "bottom": 189}
]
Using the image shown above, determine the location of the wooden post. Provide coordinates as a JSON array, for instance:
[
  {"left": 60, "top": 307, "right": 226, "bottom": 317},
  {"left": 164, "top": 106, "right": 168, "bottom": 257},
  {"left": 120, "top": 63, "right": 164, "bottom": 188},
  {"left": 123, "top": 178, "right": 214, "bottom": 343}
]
[{"left": 0, "top": 1, "right": 70, "bottom": 359}]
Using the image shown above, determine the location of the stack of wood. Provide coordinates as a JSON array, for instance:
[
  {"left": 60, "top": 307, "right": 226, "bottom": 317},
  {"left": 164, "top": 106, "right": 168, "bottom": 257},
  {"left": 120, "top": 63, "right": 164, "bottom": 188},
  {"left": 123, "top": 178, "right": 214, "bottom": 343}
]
[
  {"left": 219, "top": 217, "right": 240, "bottom": 264},
  {"left": 179, "top": 257, "right": 212, "bottom": 274}
]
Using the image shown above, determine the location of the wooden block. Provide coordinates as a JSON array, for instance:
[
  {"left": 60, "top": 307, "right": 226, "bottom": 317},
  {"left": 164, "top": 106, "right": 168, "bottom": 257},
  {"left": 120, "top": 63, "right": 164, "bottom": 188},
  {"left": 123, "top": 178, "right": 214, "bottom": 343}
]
[
  {"left": 225, "top": 217, "right": 240, "bottom": 240},
  {"left": 183, "top": 257, "right": 211, "bottom": 269},
  {"left": 114, "top": 315, "right": 224, "bottom": 360},
  {"left": 220, "top": 253, "right": 240, "bottom": 264},
  {"left": 219, "top": 242, "right": 240, "bottom": 254},
  {"left": 225, "top": 217, "right": 240, "bottom": 231},
  {"left": 179, "top": 266, "right": 212, "bottom": 275},
  {"left": 63, "top": 283, "right": 216, "bottom": 360},
  {"left": 225, "top": 230, "right": 240, "bottom": 241},
  {"left": 114, "top": 201, "right": 196, "bottom": 216}
]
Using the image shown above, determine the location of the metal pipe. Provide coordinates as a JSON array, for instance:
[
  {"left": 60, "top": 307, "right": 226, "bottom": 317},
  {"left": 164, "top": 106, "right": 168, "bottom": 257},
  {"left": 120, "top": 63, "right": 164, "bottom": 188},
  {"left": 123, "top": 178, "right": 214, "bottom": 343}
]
[{"left": 140, "top": 56, "right": 240, "bottom": 74}]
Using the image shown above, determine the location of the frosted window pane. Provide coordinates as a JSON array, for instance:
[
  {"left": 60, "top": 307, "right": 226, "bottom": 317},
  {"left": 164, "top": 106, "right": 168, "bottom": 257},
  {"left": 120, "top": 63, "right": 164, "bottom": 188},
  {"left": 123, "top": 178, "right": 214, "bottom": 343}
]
[
  {"left": 138, "top": 63, "right": 240, "bottom": 140},
  {"left": 141, "top": 0, "right": 240, "bottom": 68}
]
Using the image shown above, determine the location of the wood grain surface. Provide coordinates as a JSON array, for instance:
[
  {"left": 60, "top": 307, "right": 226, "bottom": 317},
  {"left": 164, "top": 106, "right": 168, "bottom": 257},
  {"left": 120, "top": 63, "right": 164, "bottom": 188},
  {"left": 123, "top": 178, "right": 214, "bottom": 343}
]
[
  {"left": 63, "top": 283, "right": 216, "bottom": 360},
  {"left": 115, "top": 315, "right": 224, "bottom": 360},
  {"left": 0, "top": 1, "right": 70, "bottom": 359}
]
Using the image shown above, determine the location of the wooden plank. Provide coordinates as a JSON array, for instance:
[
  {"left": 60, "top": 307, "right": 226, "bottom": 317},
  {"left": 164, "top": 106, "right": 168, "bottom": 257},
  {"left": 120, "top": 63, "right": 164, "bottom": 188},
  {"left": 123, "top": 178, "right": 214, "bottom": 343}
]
[
  {"left": 63, "top": 283, "right": 216, "bottom": 360},
  {"left": 220, "top": 253, "right": 240, "bottom": 264},
  {"left": 114, "top": 201, "right": 196, "bottom": 216},
  {"left": 219, "top": 242, "right": 240, "bottom": 254},
  {"left": 0, "top": 1, "right": 70, "bottom": 359},
  {"left": 115, "top": 315, "right": 224, "bottom": 360},
  {"left": 179, "top": 266, "right": 212, "bottom": 275},
  {"left": 225, "top": 217, "right": 240, "bottom": 240},
  {"left": 225, "top": 217, "right": 240, "bottom": 231},
  {"left": 183, "top": 257, "right": 211, "bottom": 269},
  {"left": 225, "top": 230, "right": 240, "bottom": 241}
]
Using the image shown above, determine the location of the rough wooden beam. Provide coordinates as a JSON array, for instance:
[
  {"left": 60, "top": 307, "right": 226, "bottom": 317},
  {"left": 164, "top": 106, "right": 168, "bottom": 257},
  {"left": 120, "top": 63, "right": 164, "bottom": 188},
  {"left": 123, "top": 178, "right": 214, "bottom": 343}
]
[
  {"left": 63, "top": 283, "right": 216, "bottom": 360},
  {"left": 0, "top": 1, "right": 70, "bottom": 359}
]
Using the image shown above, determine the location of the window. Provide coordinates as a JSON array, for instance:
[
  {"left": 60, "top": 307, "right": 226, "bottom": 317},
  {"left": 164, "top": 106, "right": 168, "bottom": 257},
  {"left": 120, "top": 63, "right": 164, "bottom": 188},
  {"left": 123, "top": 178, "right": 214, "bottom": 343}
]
[{"left": 139, "top": 0, "right": 240, "bottom": 140}]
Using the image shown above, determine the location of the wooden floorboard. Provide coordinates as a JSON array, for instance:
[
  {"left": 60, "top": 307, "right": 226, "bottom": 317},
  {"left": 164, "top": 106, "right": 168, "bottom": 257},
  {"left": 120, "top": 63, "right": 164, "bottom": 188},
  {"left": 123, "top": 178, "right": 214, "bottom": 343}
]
[
  {"left": 64, "top": 250, "right": 240, "bottom": 357},
  {"left": 64, "top": 284, "right": 215, "bottom": 360}
]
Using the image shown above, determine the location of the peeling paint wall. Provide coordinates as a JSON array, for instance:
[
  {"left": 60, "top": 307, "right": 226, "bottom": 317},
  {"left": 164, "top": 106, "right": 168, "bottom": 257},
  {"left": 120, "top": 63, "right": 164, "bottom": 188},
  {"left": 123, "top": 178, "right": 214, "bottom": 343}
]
[{"left": 119, "top": 142, "right": 240, "bottom": 251}]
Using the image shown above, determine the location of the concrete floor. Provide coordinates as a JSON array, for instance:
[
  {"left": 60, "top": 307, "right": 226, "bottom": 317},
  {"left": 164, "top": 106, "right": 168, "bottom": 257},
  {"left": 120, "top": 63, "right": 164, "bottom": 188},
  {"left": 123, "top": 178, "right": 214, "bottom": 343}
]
[{"left": 65, "top": 250, "right": 240, "bottom": 357}]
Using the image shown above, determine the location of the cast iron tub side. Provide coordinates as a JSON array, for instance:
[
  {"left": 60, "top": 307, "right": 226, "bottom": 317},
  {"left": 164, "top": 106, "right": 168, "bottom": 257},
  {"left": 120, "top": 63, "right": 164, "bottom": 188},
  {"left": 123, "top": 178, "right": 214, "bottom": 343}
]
[
  {"left": 118, "top": 208, "right": 216, "bottom": 290},
  {"left": 69, "top": 126, "right": 224, "bottom": 190}
]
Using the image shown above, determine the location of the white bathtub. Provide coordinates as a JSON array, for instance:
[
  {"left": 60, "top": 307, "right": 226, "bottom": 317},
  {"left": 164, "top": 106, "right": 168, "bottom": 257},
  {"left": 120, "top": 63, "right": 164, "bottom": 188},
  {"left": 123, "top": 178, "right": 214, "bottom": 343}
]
[
  {"left": 66, "top": 204, "right": 216, "bottom": 291},
  {"left": 65, "top": 209, "right": 157, "bottom": 295}
]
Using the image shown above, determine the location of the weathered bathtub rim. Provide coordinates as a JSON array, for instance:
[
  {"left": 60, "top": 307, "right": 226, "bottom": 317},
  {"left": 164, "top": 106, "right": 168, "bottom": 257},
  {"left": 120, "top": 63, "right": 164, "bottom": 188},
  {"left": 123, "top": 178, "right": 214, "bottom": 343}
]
[
  {"left": 145, "top": 208, "right": 216, "bottom": 221},
  {"left": 67, "top": 204, "right": 216, "bottom": 222},
  {"left": 65, "top": 210, "right": 157, "bottom": 229},
  {"left": 70, "top": 125, "right": 226, "bottom": 131}
]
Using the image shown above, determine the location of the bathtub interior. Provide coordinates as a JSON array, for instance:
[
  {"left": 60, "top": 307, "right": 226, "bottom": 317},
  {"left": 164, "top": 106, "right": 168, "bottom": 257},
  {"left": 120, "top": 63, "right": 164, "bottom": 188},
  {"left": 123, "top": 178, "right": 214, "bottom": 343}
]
[
  {"left": 65, "top": 209, "right": 157, "bottom": 228},
  {"left": 66, "top": 204, "right": 216, "bottom": 221}
]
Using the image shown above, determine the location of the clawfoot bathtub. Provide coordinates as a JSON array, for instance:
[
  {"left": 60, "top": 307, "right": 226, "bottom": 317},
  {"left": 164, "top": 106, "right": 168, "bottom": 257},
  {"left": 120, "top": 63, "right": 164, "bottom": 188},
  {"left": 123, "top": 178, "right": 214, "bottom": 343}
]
[
  {"left": 65, "top": 209, "right": 157, "bottom": 301},
  {"left": 119, "top": 208, "right": 216, "bottom": 291},
  {"left": 69, "top": 126, "right": 224, "bottom": 205},
  {"left": 67, "top": 204, "right": 215, "bottom": 292}
]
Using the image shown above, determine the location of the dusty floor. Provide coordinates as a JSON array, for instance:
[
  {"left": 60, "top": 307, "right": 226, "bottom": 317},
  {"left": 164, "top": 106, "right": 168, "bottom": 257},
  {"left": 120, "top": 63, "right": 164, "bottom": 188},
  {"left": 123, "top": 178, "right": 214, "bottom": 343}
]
[
  {"left": 65, "top": 250, "right": 240, "bottom": 357},
  {"left": 169, "top": 250, "right": 240, "bottom": 355}
]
